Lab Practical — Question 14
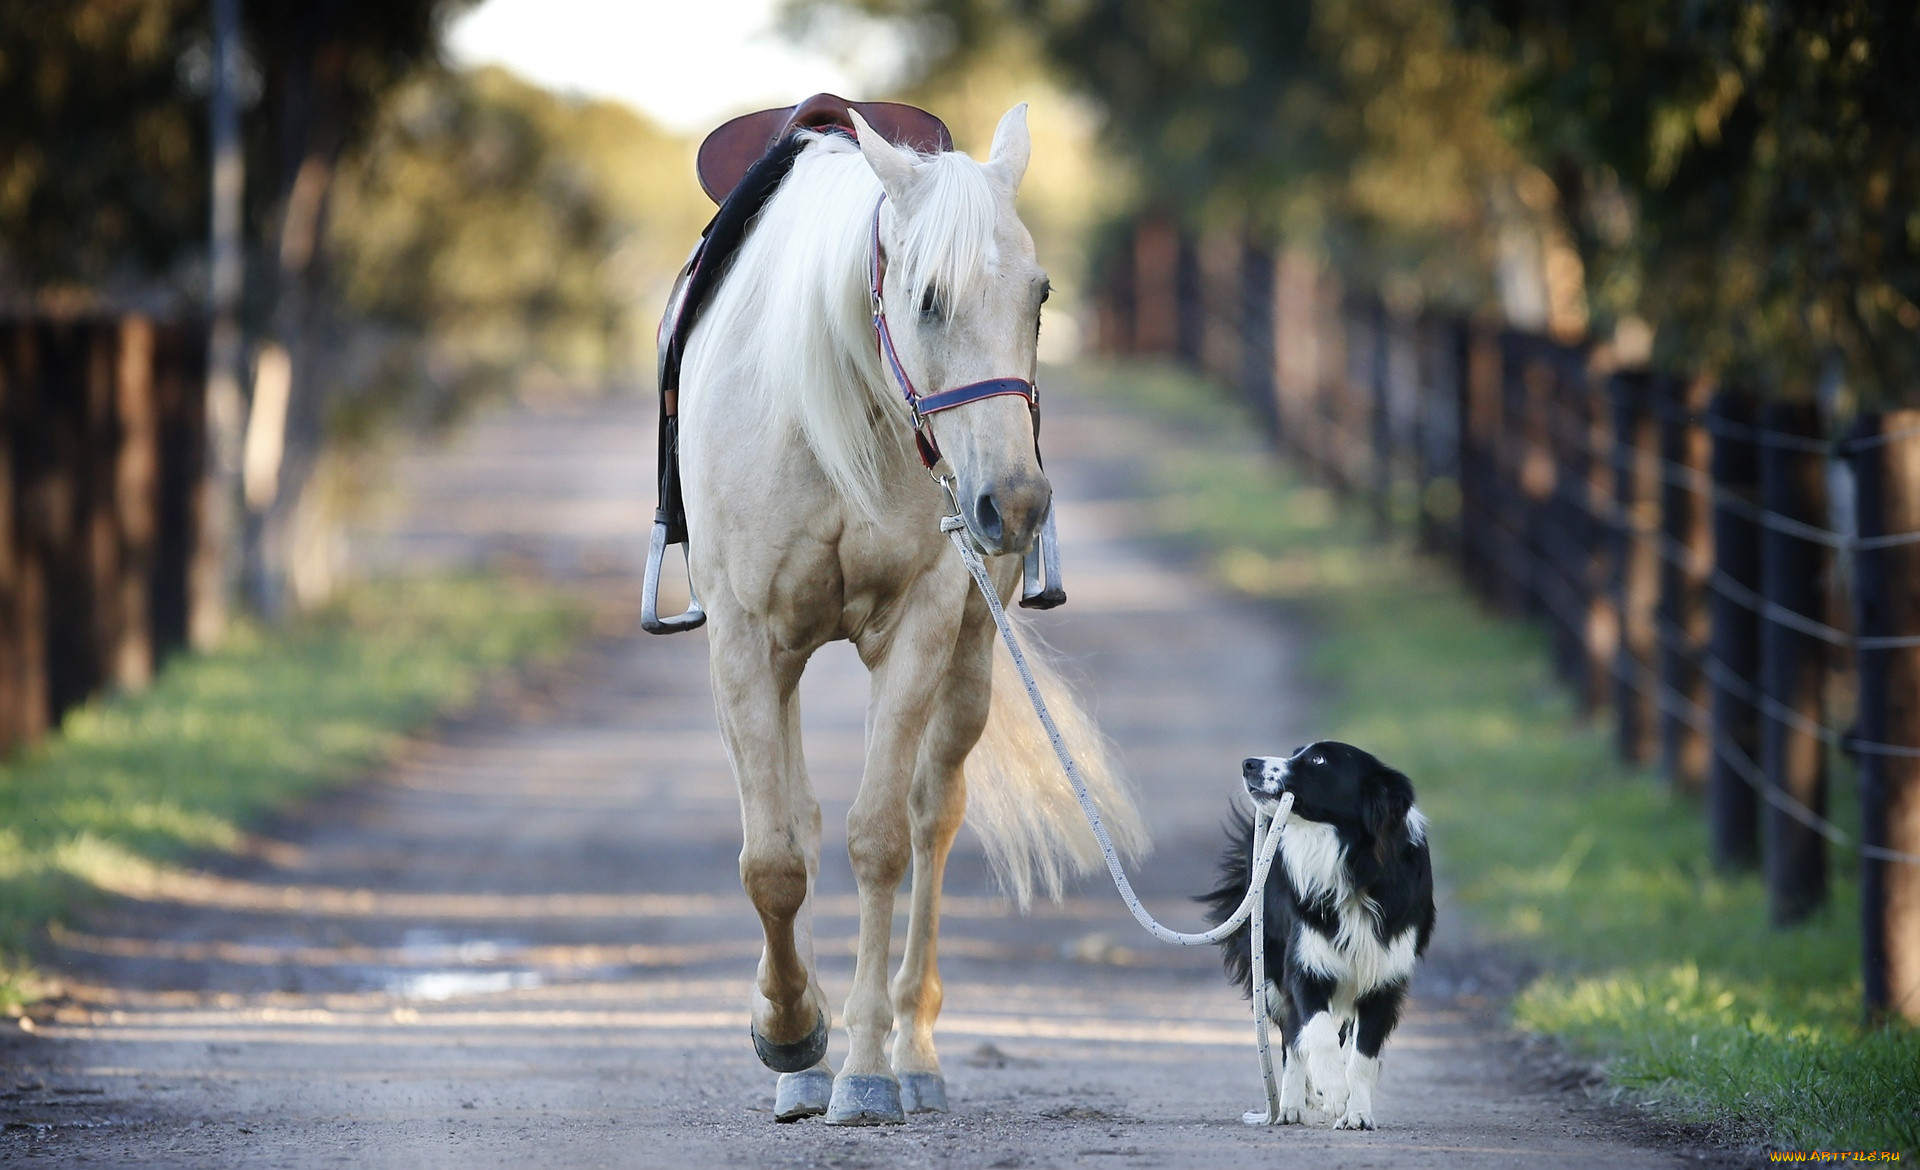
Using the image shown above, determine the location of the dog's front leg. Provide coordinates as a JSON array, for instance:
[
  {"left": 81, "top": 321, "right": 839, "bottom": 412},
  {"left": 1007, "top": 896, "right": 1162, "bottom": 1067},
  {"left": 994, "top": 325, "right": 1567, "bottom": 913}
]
[
  {"left": 1275, "top": 1044, "right": 1307, "bottom": 1123},
  {"left": 1335, "top": 985, "right": 1405, "bottom": 1130},
  {"left": 1297, "top": 1010, "right": 1348, "bottom": 1116}
]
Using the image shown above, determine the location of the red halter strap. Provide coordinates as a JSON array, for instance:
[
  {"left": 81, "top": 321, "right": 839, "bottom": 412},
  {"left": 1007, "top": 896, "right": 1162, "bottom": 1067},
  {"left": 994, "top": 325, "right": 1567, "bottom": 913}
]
[{"left": 868, "top": 194, "right": 1038, "bottom": 469}]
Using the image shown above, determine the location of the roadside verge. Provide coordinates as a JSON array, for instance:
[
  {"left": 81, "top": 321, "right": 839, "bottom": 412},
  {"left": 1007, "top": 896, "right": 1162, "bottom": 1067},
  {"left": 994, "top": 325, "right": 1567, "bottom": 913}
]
[{"left": 0, "top": 575, "right": 583, "bottom": 1007}]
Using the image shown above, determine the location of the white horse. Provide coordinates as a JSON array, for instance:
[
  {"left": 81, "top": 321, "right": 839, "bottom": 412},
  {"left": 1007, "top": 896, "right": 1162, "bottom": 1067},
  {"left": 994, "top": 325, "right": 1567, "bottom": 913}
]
[{"left": 678, "top": 105, "right": 1146, "bottom": 1125}]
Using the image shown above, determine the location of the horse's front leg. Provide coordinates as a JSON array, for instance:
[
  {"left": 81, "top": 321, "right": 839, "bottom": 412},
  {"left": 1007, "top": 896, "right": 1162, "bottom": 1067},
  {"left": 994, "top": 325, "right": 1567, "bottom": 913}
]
[
  {"left": 826, "top": 604, "right": 961, "bottom": 1126},
  {"left": 708, "top": 616, "right": 833, "bottom": 1103},
  {"left": 888, "top": 612, "right": 994, "bottom": 1114}
]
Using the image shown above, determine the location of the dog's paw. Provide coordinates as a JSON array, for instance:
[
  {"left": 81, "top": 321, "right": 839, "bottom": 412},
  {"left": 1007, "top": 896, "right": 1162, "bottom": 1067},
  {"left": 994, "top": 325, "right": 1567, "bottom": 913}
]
[
  {"left": 1311, "top": 1085, "right": 1350, "bottom": 1117},
  {"left": 1334, "top": 1107, "right": 1374, "bottom": 1131},
  {"left": 1243, "top": 1106, "right": 1301, "bottom": 1126}
]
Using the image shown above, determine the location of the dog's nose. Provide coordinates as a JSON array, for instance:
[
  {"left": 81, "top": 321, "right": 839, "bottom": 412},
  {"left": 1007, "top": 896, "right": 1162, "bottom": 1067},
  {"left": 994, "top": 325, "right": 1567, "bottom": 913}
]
[{"left": 1242, "top": 757, "right": 1262, "bottom": 776}]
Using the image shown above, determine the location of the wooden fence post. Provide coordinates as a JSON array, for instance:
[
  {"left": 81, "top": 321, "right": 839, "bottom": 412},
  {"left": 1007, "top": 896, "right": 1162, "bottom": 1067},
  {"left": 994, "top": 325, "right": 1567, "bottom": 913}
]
[
  {"left": 1460, "top": 324, "right": 1501, "bottom": 603},
  {"left": 1132, "top": 218, "right": 1180, "bottom": 355},
  {"left": 113, "top": 316, "right": 160, "bottom": 690},
  {"left": 1610, "top": 370, "right": 1659, "bottom": 764},
  {"left": 1367, "top": 296, "right": 1392, "bottom": 530},
  {"left": 1759, "top": 399, "right": 1829, "bottom": 925},
  {"left": 1849, "top": 410, "right": 1920, "bottom": 1023},
  {"left": 1272, "top": 248, "right": 1318, "bottom": 460},
  {"left": 151, "top": 323, "right": 206, "bottom": 663},
  {"left": 1313, "top": 272, "right": 1348, "bottom": 488},
  {"left": 1175, "top": 231, "right": 1201, "bottom": 366},
  {"left": 1707, "top": 389, "right": 1763, "bottom": 868},
  {"left": 1657, "top": 375, "right": 1713, "bottom": 793},
  {"left": 1240, "top": 240, "right": 1277, "bottom": 440}
]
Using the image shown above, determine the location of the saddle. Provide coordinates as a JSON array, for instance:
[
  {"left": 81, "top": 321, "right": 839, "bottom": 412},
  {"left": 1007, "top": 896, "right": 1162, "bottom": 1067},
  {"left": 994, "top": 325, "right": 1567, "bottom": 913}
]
[{"left": 694, "top": 94, "right": 953, "bottom": 204}]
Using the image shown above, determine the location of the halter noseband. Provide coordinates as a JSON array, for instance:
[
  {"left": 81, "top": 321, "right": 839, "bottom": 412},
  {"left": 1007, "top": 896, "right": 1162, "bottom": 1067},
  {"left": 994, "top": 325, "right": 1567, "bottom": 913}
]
[{"left": 868, "top": 194, "right": 1038, "bottom": 470}]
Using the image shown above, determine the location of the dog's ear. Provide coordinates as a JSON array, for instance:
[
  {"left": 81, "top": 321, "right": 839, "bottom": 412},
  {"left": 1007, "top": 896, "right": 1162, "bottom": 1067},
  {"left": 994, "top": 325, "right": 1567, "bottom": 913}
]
[{"left": 1362, "top": 767, "right": 1415, "bottom": 844}]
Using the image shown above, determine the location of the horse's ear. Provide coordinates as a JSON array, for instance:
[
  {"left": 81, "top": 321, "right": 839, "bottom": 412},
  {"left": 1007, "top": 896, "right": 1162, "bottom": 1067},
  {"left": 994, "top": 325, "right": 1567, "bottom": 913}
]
[
  {"left": 848, "top": 108, "right": 917, "bottom": 203},
  {"left": 987, "top": 103, "right": 1030, "bottom": 191}
]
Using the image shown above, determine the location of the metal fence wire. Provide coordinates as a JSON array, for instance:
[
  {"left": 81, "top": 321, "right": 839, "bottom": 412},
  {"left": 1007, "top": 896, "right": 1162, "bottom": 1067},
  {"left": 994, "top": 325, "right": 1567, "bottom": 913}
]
[{"left": 1093, "top": 221, "right": 1920, "bottom": 1020}]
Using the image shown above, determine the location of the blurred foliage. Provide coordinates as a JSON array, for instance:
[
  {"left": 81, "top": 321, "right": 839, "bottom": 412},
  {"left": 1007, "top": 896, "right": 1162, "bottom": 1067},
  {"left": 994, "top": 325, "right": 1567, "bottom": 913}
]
[
  {"left": 0, "top": 0, "right": 453, "bottom": 304},
  {"left": 795, "top": 0, "right": 1920, "bottom": 401},
  {"left": 0, "top": 574, "right": 582, "bottom": 1006},
  {"left": 788, "top": 0, "right": 1521, "bottom": 305},
  {"left": 327, "top": 65, "right": 709, "bottom": 435},
  {"left": 0, "top": 0, "right": 203, "bottom": 296},
  {"left": 0, "top": 1, "right": 709, "bottom": 433},
  {"left": 1467, "top": 0, "right": 1920, "bottom": 403}
]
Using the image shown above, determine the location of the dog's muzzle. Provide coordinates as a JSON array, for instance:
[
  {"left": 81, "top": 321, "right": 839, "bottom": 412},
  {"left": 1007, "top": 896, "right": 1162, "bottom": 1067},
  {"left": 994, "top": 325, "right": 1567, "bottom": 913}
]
[{"left": 1242, "top": 755, "right": 1288, "bottom": 801}]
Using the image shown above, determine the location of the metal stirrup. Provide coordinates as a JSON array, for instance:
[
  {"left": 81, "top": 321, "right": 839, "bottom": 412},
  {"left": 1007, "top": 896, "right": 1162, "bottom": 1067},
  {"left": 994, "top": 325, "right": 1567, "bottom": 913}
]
[
  {"left": 1019, "top": 504, "right": 1066, "bottom": 609},
  {"left": 642, "top": 520, "right": 707, "bottom": 634}
]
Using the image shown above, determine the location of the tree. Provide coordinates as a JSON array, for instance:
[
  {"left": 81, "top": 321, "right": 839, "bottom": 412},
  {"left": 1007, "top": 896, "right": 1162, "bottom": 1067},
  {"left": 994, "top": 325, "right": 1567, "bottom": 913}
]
[{"left": 1466, "top": 0, "right": 1920, "bottom": 403}]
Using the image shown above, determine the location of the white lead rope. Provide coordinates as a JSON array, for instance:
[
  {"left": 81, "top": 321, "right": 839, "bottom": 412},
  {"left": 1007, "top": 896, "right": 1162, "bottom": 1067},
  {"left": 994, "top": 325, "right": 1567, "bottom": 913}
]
[{"left": 941, "top": 514, "right": 1293, "bottom": 1124}]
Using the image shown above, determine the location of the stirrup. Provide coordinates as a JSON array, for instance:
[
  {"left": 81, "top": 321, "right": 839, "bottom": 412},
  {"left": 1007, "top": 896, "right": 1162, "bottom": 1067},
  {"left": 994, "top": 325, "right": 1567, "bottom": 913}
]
[
  {"left": 1019, "top": 504, "right": 1066, "bottom": 609},
  {"left": 641, "top": 519, "right": 707, "bottom": 634}
]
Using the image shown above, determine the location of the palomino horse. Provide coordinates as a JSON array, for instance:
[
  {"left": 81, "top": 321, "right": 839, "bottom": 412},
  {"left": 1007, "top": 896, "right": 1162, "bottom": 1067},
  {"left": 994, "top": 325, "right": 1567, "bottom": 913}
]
[{"left": 677, "top": 105, "right": 1146, "bottom": 1125}]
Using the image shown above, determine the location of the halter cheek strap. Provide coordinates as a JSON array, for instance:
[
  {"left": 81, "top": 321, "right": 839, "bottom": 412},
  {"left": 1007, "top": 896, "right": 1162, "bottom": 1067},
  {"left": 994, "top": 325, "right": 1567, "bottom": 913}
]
[{"left": 868, "top": 194, "right": 1038, "bottom": 470}]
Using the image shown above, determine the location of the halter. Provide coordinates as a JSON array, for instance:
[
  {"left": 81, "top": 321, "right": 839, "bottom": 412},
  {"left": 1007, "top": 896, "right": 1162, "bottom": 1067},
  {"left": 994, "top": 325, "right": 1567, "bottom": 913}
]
[{"left": 867, "top": 194, "right": 1039, "bottom": 471}]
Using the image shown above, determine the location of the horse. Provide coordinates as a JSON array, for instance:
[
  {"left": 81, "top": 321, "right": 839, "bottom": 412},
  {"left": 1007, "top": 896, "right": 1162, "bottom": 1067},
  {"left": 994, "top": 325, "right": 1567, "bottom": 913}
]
[{"left": 676, "top": 104, "right": 1147, "bottom": 1126}]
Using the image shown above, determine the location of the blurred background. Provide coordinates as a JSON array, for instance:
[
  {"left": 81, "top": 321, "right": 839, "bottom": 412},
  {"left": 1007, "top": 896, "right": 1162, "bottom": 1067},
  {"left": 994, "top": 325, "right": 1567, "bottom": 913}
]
[{"left": 0, "top": 0, "right": 1916, "bottom": 1148}]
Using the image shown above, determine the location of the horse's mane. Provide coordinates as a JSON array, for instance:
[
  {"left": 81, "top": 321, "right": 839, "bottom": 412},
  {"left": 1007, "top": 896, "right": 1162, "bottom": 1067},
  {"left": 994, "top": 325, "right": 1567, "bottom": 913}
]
[{"left": 681, "top": 131, "right": 1005, "bottom": 521}]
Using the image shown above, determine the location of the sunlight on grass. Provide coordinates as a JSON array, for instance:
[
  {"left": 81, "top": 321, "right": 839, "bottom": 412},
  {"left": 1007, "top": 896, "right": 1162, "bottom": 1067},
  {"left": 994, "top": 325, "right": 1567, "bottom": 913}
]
[
  {"left": 1061, "top": 359, "right": 1920, "bottom": 1154},
  {"left": 0, "top": 576, "right": 583, "bottom": 1005}
]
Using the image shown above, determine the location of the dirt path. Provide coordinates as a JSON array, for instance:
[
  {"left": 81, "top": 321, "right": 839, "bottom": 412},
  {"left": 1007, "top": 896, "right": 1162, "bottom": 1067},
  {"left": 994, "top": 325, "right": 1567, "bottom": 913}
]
[{"left": 2, "top": 379, "right": 1693, "bottom": 1168}]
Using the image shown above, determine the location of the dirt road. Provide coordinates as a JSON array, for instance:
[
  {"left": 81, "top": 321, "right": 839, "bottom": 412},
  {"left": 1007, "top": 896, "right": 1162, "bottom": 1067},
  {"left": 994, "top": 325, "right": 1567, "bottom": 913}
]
[{"left": 1, "top": 377, "right": 1693, "bottom": 1168}]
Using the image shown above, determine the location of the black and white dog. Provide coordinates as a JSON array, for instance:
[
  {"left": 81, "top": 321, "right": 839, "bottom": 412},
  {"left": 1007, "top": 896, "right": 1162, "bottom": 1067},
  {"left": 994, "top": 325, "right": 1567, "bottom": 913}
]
[{"left": 1200, "top": 741, "right": 1435, "bottom": 1130}]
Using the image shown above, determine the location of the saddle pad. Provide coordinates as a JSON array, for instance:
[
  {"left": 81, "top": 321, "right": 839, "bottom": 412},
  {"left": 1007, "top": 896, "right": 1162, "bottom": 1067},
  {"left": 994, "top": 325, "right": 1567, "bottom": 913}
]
[{"left": 696, "top": 93, "right": 953, "bottom": 203}]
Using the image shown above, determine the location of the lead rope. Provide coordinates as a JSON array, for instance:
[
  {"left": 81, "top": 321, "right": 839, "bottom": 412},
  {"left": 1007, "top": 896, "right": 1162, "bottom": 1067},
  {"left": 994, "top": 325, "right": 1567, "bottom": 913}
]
[{"left": 939, "top": 511, "right": 1293, "bottom": 1125}]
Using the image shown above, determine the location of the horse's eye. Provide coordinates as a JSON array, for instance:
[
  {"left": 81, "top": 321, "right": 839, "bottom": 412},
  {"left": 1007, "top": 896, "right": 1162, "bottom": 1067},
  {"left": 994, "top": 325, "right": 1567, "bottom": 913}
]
[
  {"left": 918, "top": 285, "right": 942, "bottom": 320},
  {"left": 1039, "top": 282, "right": 1051, "bottom": 305}
]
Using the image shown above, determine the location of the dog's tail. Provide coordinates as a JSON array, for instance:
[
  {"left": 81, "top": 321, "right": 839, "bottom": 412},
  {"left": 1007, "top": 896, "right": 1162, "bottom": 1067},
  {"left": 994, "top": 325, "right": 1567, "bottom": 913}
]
[
  {"left": 1196, "top": 803, "right": 1258, "bottom": 995},
  {"left": 963, "top": 617, "right": 1149, "bottom": 907}
]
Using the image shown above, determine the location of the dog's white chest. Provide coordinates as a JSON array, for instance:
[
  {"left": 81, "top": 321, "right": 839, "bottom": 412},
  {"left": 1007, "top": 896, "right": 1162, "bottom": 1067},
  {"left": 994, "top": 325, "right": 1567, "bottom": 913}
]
[{"left": 1281, "top": 820, "right": 1420, "bottom": 1000}]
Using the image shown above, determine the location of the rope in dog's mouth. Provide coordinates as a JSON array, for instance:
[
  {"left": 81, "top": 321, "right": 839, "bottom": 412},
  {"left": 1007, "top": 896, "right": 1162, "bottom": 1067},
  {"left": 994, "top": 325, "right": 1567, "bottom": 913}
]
[{"left": 940, "top": 511, "right": 1295, "bottom": 1125}]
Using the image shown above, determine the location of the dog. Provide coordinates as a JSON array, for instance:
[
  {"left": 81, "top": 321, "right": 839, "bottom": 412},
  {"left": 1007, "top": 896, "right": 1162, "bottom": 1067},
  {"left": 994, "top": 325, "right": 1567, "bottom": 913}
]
[{"left": 1199, "top": 741, "right": 1435, "bottom": 1130}]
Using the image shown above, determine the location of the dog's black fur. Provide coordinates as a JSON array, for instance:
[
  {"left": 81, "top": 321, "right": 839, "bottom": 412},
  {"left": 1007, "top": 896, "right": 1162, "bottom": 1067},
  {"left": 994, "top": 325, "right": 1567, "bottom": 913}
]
[{"left": 1198, "top": 741, "right": 1435, "bottom": 1128}]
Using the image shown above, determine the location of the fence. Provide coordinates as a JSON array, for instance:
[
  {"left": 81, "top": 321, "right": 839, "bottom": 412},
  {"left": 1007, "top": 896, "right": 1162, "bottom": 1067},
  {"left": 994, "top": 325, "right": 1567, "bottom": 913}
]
[
  {"left": 0, "top": 315, "right": 206, "bottom": 755},
  {"left": 1093, "top": 218, "right": 1920, "bottom": 1024}
]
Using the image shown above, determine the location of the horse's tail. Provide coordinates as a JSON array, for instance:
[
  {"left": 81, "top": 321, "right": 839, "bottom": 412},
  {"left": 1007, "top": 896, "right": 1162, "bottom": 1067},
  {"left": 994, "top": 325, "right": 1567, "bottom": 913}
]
[{"left": 963, "top": 619, "right": 1150, "bottom": 907}]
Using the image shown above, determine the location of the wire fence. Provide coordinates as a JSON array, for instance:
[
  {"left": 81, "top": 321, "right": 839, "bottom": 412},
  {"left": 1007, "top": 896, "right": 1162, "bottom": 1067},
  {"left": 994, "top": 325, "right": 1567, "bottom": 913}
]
[{"left": 1092, "top": 218, "right": 1920, "bottom": 1023}]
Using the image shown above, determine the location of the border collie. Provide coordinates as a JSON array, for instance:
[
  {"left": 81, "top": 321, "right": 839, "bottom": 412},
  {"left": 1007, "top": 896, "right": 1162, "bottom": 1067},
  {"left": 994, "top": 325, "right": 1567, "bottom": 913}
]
[{"left": 1200, "top": 741, "right": 1435, "bottom": 1130}]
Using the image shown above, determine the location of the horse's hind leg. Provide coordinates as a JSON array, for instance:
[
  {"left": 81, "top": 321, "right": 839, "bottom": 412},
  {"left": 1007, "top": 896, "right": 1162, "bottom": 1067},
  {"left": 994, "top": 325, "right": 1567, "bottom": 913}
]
[
  {"left": 825, "top": 607, "right": 960, "bottom": 1126},
  {"left": 708, "top": 620, "right": 832, "bottom": 1086},
  {"left": 888, "top": 621, "right": 992, "bottom": 1114}
]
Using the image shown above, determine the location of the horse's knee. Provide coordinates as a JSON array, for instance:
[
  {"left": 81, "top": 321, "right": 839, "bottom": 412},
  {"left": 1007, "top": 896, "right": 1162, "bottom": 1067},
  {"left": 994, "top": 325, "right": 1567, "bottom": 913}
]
[
  {"left": 740, "top": 846, "right": 809, "bottom": 920},
  {"left": 845, "top": 820, "right": 909, "bottom": 888}
]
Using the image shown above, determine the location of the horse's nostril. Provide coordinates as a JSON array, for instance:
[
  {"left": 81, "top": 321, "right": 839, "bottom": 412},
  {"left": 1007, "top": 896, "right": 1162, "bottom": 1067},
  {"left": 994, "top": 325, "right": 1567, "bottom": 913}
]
[{"left": 974, "top": 493, "right": 1004, "bottom": 544}]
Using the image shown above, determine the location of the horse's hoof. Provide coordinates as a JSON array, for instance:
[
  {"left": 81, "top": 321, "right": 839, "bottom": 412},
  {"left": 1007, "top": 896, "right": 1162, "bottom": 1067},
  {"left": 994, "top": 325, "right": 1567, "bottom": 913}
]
[
  {"left": 823, "top": 1074, "right": 904, "bottom": 1126},
  {"left": 897, "top": 1071, "right": 948, "bottom": 1114},
  {"left": 773, "top": 1069, "right": 834, "bottom": 1122},
  {"left": 751, "top": 1011, "right": 829, "bottom": 1074}
]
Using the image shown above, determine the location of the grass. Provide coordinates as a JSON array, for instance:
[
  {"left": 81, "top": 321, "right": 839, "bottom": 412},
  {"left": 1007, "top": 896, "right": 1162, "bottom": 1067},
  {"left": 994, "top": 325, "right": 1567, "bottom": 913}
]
[
  {"left": 1055, "top": 359, "right": 1920, "bottom": 1155},
  {"left": 0, "top": 575, "right": 583, "bottom": 1006}
]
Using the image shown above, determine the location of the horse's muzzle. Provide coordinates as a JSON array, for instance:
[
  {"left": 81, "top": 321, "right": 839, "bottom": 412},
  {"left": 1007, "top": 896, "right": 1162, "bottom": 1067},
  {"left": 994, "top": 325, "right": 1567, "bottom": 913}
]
[{"left": 967, "top": 473, "right": 1051, "bottom": 557}]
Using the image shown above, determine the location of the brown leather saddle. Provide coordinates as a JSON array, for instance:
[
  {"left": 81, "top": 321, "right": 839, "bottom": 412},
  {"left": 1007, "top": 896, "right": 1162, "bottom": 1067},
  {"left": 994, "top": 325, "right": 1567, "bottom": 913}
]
[{"left": 695, "top": 93, "right": 952, "bottom": 204}]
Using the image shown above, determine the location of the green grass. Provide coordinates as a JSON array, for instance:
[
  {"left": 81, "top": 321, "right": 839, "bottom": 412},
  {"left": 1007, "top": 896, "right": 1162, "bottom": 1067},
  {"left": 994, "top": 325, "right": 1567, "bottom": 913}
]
[
  {"left": 1056, "top": 359, "right": 1920, "bottom": 1155},
  {"left": 0, "top": 575, "right": 583, "bottom": 1006}
]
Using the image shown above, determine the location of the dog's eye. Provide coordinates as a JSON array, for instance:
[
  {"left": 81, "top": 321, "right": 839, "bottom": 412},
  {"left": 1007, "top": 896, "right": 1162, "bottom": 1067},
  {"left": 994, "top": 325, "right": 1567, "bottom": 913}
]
[{"left": 1312, "top": 755, "right": 1325, "bottom": 766}]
